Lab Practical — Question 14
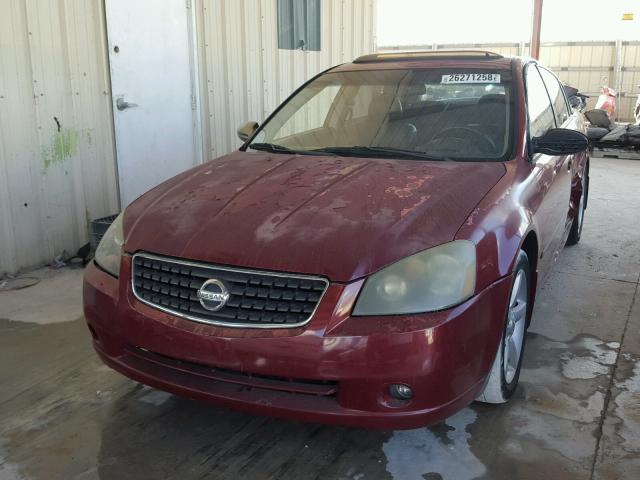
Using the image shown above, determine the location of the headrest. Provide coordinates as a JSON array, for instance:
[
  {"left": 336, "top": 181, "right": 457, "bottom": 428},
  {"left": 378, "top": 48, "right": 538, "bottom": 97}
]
[
  {"left": 478, "top": 94, "right": 506, "bottom": 104},
  {"left": 403, "top": 84, "right": 427, "bottom": 99}
]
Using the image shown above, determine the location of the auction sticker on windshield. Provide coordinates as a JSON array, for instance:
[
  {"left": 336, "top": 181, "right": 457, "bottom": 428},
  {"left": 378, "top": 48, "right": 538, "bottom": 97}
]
[{"left": 441, "top": 73, "right": 501, "bottom": 84}]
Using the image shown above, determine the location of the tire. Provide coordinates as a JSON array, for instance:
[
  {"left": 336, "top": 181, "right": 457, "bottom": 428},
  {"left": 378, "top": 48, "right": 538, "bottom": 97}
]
[
  {"left": 566, "top": 167, "right": 588, "bottom": 246},
  {"left": 477, "top": 251, "right": 530, "bottom": 404}
]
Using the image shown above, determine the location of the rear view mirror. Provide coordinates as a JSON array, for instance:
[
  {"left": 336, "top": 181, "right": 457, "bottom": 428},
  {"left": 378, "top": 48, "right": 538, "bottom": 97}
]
[
  {"left": 532, "top": 128, "right": 589, "bottom": 156},
  {"left": 237, "top": 121, "right": 259, "bottom": 143}
]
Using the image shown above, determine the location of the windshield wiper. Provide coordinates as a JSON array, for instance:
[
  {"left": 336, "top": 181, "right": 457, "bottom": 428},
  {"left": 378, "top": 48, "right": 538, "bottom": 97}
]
[
  {"left": 248, "top": 142, "right": 330, "bottom": 156},
  {"left": 309, "top": 146, "right": 451, "bottom": 161}
]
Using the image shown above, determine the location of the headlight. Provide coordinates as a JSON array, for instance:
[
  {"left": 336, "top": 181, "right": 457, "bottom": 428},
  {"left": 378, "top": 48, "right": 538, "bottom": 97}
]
[
  {"left": 353, "top": 240, "right": 476, "bottom": 316},
  {"left": 94, "top": 213, "right": 124, "bottom": 277}
]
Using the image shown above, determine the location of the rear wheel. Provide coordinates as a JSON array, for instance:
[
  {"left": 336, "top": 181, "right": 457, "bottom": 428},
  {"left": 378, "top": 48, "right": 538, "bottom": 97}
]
[
  {"left": 566, "top": 169, "right": 588, "bottom": 246},
  {"left": 477, "top": 251, "right": 530, "bottom": 404}
]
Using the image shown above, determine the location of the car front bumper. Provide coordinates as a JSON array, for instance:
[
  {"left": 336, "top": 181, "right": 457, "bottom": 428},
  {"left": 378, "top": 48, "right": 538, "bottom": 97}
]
[{"left": 83, "top": 255, "right": 511, "bottom": 430}]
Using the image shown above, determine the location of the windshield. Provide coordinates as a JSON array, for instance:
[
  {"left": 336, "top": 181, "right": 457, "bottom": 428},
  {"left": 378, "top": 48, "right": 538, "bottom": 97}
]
[{"left": 247, "top": 68, "right": 513, "bottom": 161}]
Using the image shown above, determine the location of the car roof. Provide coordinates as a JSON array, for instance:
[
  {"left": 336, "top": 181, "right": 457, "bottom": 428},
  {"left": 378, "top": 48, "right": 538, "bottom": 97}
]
[{"left": 333, "top": 50, "right": 520, "bottom": 73}]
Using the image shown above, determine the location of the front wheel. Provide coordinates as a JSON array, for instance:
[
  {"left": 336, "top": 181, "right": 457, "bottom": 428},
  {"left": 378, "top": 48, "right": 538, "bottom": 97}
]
[{"left": 477, "top": 251, "right": 530, "bottom": 404}]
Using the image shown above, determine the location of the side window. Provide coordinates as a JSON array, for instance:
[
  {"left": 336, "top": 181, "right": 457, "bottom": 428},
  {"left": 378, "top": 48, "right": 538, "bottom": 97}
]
[
  {"left": 539, "top": 67, "right": 570, "bottom": 125},
  {"left": 525, "top": 65, "right": 556, "bottom": 138},
  {"left": 277, "top": 0, "right": 321, "bottom": 51}
]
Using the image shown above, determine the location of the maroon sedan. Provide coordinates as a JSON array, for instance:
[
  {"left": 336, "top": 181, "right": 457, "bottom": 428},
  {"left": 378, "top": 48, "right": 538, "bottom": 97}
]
[{"left": 84, "top": 51, "right": 589, "bottom": 429}]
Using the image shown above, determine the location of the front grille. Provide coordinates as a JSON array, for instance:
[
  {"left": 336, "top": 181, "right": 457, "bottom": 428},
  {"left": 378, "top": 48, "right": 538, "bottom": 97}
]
[{"left": 131, "top": 253, "right": 329, "bottom": 328}]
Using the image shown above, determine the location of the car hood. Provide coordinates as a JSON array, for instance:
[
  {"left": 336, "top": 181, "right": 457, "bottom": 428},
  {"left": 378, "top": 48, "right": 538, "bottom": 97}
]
[{"left": 124, "top": 151, "right": 506, "bottom": 282}]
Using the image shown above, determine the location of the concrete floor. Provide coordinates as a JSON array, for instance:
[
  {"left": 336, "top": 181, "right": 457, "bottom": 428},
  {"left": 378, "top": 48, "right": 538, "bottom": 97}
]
[{"left": 1, "top": 157, "right": 639, "bottom": 480}]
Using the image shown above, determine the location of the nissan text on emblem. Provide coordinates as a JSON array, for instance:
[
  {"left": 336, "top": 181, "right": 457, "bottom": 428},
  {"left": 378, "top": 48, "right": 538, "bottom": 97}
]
[{"left": 197, "top": 279, "right": 230, "bottom": 311}]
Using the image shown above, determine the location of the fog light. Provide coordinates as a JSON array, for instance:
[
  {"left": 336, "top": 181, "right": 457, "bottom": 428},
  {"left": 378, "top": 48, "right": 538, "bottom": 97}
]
[{"left": 389, "top": 384, "right": 413, "bottom": 401}]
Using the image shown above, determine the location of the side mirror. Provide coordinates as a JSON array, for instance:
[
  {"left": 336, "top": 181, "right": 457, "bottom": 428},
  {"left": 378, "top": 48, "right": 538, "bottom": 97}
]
[
  {"left": 531, "top": 128, "right": 589, "bottom": 156},
  {"left": 237, "top": 121, "right": 259, "bottom": 143}
]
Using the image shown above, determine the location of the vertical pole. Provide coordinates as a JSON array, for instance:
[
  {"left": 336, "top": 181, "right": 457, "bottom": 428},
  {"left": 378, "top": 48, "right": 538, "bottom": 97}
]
[
  {"left": 530, "top": 0, "right": 543, "bottom": 59},
  {"left": 613, "top": 39, "right": 623, "bottom": 121},
  {"left": 518, "top": 40, "right": 526, "bottom": 57}
]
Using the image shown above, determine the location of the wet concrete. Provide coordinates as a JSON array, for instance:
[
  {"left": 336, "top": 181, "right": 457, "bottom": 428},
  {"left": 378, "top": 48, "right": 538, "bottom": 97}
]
[{"left": 0, "top": 157, "right": 639, "bottom": 480}]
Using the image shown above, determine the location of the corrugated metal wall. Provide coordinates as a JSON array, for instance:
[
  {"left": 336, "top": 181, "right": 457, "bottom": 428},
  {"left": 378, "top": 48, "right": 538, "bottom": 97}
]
[
  {"left": 0, "top": 0, "right": 119, "bottom": 275},
  {"left": 619, "top": 41, "right": 640, "bottom": 121},
  {"left": 196, "top": 0, "right": 376, "bottom": 159},
  {"left": 2, "top": 2, "right": 636, "bottom": 276},
  {"left": 379, "top": 41, "right": 640, "bottom": 121},
  {"left": 0, "top": 0, "right": 376, "bottom": 275}
]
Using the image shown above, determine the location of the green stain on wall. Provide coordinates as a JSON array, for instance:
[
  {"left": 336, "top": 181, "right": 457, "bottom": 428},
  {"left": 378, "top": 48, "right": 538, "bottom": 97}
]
[
  {"left": 42, "top": 127, "right": 95, "bottom": 169},
  {"left": 42, "top": 128, "right": 77, "bottom": 168}
]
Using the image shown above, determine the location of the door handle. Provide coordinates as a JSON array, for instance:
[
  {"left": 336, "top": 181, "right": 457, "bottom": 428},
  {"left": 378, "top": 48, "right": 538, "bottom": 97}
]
[
  {"left": 116, "top": 97, "right": 138, "bottom": 111},
  {"left": 567, "top": 158, "right": 572, "bottom": 171}
]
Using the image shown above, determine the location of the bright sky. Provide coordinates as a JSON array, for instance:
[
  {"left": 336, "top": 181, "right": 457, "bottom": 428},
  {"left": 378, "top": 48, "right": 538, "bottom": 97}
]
[{"left": 377, "top": 0, "right": 639, "bottom": 46}]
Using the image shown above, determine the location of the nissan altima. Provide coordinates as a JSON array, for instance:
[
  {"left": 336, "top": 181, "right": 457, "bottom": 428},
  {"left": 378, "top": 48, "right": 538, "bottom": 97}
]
[{"left": 83, "top": 50, "right": 589, "bottom": 429}]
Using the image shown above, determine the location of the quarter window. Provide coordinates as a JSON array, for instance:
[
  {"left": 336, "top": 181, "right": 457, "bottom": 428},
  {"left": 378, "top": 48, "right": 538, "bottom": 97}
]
[
  {"left": 525, "top": 66, "right": 556, "bottom": 138},
  {"left": 539, "top": 67, "right": 570, "bottom": 126}
]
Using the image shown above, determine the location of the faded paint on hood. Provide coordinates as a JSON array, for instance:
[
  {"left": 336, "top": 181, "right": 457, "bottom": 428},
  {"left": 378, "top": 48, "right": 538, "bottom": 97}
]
[{"left": 124, "top": 151, "right": 506, "bottom": 282}]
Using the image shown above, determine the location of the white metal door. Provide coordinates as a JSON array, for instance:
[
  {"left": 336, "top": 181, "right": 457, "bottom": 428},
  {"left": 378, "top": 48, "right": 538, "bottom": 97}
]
[{"left": 105, "top": 0, "right": 198, "bottom": 206}]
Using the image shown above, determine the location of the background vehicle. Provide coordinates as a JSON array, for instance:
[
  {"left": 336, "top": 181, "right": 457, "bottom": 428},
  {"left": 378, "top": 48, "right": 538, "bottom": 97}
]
[{"left": 84, "top": 51, "right": 589, "bottom": 429}]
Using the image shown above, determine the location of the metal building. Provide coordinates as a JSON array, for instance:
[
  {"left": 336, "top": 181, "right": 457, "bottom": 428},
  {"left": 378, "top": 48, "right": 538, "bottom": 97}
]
[{"left": 0, "top": 0, "right": 377, "bottom": 275}]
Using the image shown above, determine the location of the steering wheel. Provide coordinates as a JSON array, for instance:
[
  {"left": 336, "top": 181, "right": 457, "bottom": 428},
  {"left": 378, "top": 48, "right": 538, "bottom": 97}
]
[{"left": 427, "top": 126, "right": 496, "bottom": 154}]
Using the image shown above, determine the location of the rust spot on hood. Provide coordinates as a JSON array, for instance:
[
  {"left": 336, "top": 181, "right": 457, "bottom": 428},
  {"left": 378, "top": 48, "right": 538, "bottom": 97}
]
[{"left": 385, "top": 174, "right": 434, "bottom": 198}]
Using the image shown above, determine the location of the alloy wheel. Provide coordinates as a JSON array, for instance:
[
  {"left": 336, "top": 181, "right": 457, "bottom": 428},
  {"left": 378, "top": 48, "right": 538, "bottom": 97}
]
[{"left": 503, "top": 269, "right": 528, "bottom": 384}]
